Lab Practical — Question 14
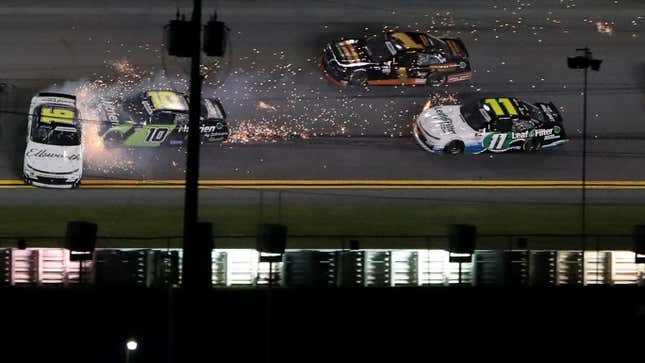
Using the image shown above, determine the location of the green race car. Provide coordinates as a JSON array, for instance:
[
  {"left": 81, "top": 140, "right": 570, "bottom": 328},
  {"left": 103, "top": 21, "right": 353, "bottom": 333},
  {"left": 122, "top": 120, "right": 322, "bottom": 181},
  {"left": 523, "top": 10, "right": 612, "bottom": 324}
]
[{"left": 94, "top": 90, "right": 229, "bottom": 147}]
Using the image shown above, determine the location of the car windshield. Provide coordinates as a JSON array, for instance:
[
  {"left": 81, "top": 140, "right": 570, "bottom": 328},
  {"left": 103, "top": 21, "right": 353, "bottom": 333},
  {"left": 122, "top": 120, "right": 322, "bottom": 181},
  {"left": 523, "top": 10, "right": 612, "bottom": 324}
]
[
  {"left": 147, "top": 91, "right": 189, "bottom": 112},
  {"left": 416, "top": 53, "right": 444, "bottom": 66},
  {"left": 365, "top": 35, "right": 395, "bottom": 62},
  {"left": 123, "top": 94, "right": 149, "bottom": 122},
  {"left": 460, "top": 101, "right": 489, "bottom": 130},
  {"left": 150, "top": 110, "right": 186, "bottom": 125},
  {"left": 31, "top": 125, "right": 80, "bottom": 146}
]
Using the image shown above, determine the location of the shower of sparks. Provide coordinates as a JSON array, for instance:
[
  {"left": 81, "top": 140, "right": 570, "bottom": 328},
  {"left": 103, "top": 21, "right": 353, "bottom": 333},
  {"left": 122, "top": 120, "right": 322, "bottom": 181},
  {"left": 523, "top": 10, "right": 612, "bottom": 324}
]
[
  {"left": 40, "top": 60, "right": 192, "bottom": 178},
  {"left": 257, "top": 101, "right": 277, "bottom": 111},
  {"left": 112, "top": 59, "right": 139, "bottom": 77},
  {"left": 424, "top": 92, "right": 461, "bottom": 108},
  {"left": 595, "top": 21, "right": 614, "bottom": 35},
  {"left": 31, "top": 0, "right": 641, "bottom": 180},
  {"left": 226, "top": 120, "right": 309, "bottom": 144}
]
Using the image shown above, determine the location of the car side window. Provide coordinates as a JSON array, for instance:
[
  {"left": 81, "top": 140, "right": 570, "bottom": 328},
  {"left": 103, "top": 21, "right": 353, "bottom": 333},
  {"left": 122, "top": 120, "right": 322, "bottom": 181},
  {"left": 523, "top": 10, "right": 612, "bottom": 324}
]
[
  {"left": 513, "top": 119, "right": 533, "bottom": 133},
  {"left": 489, "top": 118, "right": 513, "bottom": 133},
  {"left": 416, "top": 53, "right": 443, "bottom": 66},
  {"left": 396, "top": 52, "right": 412, "bottom": 66},
  {"left": 150, "top": 111, "right": 176, "bottom": 125}
]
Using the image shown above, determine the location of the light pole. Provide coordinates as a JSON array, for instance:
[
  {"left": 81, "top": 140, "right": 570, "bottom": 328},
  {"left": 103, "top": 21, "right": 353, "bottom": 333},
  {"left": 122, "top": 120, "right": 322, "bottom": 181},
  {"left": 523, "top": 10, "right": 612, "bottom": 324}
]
[
  {"left": 163, "top": 6, "right": 227, "bottom": 363},
  {"left": 125, "top": 339, "right": 138, "bottom": 363},
  {"left": 183, "top": 0, "right": 202, "bottom": 288},
  {"left": 567, "top": 47, "right": 602, "bottom": 254}
]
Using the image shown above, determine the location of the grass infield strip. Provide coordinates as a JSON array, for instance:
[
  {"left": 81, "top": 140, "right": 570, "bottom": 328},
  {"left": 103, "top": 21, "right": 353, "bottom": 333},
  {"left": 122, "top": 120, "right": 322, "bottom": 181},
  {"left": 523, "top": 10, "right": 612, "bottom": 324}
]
[{"left": 0, "top": 204, "right": 642, "bottom": 249}]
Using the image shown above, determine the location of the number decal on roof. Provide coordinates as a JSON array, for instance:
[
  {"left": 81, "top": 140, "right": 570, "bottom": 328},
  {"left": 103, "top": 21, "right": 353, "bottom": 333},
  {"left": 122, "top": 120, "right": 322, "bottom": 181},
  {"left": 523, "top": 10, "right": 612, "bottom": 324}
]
[
  {"left": 498, "top": 98, "right": 518, "bottom": 115},
  {"left": 484, "top": 98, "right": 518, "bottom": 116},
  {"left": 40, "top": 107, "right": 75, "bottom": 124},
  {"left": 146, "top": 91, "right": 187, "bottom": 111},
  {"left": 390, "top": 32, "right": 425, "bottom": 50}
]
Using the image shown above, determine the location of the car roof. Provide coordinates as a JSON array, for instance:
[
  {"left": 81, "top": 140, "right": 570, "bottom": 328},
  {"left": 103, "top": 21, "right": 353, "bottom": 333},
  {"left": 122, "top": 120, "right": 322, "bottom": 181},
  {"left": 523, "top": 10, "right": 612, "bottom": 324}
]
[
  {"left": 35, "top": 104, "right": 79, "bottom": 127},
  {"left": 479, "top": 97, "right": 531, "bottom": 120},
  {"left": 143, "top": 90, "right": 189, "bottom": 112},
  {"left": 388, "top": 32, "right": 431, "bottom": 51}
]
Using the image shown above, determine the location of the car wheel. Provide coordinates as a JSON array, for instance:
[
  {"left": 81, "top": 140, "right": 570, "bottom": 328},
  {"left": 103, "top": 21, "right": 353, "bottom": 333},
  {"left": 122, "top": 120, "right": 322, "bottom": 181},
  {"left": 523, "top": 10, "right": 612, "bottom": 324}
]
[
  {"left": 349, "top": 70, "right": 368, "bottom": 86},
  {"left": 522, "top": 138, "right": 541, "bottom": 152},
  {"left": 427, "top": 73, "right": 446, "bottom": 87},
  {"left": 444, "top": 140, "right": 465, "bottom": 154}
]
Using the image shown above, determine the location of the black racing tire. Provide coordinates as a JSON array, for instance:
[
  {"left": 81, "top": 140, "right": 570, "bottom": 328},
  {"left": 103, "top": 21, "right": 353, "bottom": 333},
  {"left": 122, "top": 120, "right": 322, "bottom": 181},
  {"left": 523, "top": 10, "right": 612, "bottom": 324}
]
[
  {"left": 103, "top": 131, "right": 123, "bottom": 148},
  {"left": 444, "top": 140, "right": 465, "bottom": 155},
  {"left": 349, "top": 70, "right": 368, "bottom": 86},
  {"left": 522, "top": 138, "right": 542, "bottom": 152},
  {"left": 427, "top": 73, "right": 446, "bottom": 87}
]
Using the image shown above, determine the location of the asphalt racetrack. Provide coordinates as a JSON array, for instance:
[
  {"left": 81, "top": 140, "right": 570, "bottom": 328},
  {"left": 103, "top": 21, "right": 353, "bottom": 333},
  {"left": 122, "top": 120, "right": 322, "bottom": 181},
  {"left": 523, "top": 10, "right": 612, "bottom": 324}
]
[{"left": 0, "top": 0, "right": 644, "bottom": 211}]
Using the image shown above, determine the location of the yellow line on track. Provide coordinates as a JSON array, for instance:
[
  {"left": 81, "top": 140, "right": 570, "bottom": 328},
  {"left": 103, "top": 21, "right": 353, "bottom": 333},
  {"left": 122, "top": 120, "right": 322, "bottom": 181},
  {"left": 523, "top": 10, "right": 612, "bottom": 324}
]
[
  {"left": 66, "top": 179, "right": 645, "bottom": 186},
  {"left": 2, "top": 179, "right": 645, "bottom": 190}
]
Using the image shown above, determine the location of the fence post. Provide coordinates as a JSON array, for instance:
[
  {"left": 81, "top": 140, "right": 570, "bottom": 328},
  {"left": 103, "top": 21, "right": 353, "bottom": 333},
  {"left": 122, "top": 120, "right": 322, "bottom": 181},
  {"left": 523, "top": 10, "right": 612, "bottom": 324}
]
[
  {"left": 277, "top": 191, "right": 282, "bottom": 224},
  {"left": 258, "top": 190, "right": 264, "bottom": 224}
]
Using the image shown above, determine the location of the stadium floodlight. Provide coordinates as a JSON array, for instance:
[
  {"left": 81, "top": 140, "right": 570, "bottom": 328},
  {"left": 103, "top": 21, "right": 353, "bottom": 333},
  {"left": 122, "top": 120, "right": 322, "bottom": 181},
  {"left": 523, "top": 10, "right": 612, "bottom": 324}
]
[
  {"left": 203, "top": 12, "right": 228, "bottom": 57},
  {"left": 589, "top": 58, "right": 602, "bottom": 71},
  {"left": 567, "top": 55, "right": 587, "bottom": 69},
  {"left": 567, "top": 47, "right": 602, "bottom": 71},
  {"left": 164, "top": 11, "right": 192, "bottom": 57},
  {"left": 164, "top": 10, "right": 228, "bottom": 58}
]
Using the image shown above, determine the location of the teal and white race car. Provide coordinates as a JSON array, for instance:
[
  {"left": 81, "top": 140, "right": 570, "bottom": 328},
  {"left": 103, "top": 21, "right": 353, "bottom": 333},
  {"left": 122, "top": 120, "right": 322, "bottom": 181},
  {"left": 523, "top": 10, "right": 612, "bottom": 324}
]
[
  {"left": 93, "top": 90, "right": 229, "bottom": 147},
  {"left": 413, "top": 97, "right": 569, "bottom": 154}
]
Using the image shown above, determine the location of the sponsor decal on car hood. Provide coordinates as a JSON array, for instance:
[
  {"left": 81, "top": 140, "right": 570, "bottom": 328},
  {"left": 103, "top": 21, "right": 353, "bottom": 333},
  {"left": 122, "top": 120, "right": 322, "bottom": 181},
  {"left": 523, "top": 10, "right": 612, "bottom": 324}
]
[
  {"left": 333, "top": 40, "right": 371, "bottom": 64},
  {"left": 417, "top": 105, "right": 473, "bottom": 138},
  {"left": 24, "top": 142, "right": 82, "bottom": 174},
  {"left": 99, "top": 101, "right": 122, "bottom": 123}
]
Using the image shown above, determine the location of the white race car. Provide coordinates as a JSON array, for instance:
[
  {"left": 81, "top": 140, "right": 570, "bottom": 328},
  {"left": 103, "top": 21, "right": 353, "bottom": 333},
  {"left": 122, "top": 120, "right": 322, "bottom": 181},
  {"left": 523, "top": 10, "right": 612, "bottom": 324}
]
[
  {"left": 23, "top": 92, "right": 83, "bottom": 188},
  {"left": 413, "top": 97, "right": 569, "bottom": 154}
]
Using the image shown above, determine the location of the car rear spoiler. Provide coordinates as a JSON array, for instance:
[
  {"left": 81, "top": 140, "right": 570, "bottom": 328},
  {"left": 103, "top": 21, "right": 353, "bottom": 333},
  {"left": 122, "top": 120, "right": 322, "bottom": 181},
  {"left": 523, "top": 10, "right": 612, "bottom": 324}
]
[
  {"left": 442, "top": 38, "right": 469, "bottom": 58},
  {"left": 38, "top": 92, "right": 77, "bottom": 101},
  {"left": 535, "top": 102, "right": 563, "bottom": 124}
]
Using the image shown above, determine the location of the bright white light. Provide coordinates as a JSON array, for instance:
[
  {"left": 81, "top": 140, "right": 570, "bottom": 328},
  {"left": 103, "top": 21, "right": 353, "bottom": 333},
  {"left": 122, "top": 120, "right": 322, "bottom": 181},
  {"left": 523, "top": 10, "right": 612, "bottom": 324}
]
[{"left": 126, "top": 340, "right": 138, "bottom": 351}]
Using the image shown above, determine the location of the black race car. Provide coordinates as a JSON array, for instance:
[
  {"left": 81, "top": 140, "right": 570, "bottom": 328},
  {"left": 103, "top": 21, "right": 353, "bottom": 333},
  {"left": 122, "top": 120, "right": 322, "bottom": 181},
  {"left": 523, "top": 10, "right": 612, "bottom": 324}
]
[
  {"left": 321, "top": 31, "right": 472, "bottom": 87},
  {"left": 92, "top": 90, "right": 229, "bottom": 147}
]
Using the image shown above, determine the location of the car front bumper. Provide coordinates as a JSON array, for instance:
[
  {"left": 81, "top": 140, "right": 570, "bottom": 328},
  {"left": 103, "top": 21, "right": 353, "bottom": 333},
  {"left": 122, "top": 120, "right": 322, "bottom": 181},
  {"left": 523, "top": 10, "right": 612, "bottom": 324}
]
[
  {"left": 24, "top": 172, "right": 81, "bottom": 189},
  {"left": 412, "top": 122, "right": 443, "bottom": 154},
  {"left": 320, "top": 50, "right": 349, "bottom": 87}
]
